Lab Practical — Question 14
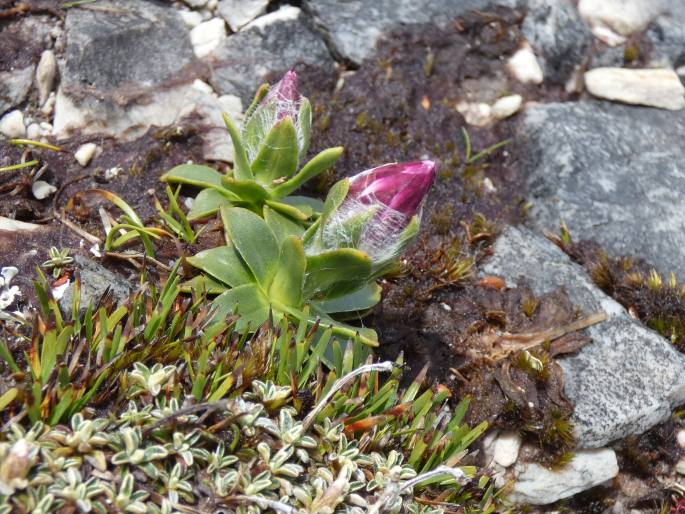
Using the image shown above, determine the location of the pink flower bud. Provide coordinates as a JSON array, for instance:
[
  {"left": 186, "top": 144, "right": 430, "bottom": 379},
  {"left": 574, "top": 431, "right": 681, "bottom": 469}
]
[
  {"left": 347, "top": 160, "right": 437, "bottom": 218},
  {"left": 312, "top": 160, "right": 437, "bottom": 275},
  {"left": 265, "top": 70, "right": 301, "bottom": 121}
]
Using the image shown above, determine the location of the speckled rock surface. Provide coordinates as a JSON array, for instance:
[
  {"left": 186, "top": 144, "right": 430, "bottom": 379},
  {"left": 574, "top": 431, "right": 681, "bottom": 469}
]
[
  {"left": 482, "top": 226, "right": 685, "bottom": 448},
  {"left": 210, "top": 6, "right": 334, "bottom": 104},
  {"left": 510, "top": 448, "right": 619, "bottom": 504},
  {"left": 61, "top": 0, "right": 194, "bottom": 94},
  {"left": 303, "top": 0, "right": 520, "bottom": 65},
  {"left": 59, "top": 256, "right": 132, "bottom": 315},
  {"left": 521, "top": 0, "right": 592, "bottom": 84},
  {"left": 517, "top": 101, "right": 685, "bottom": 278}
]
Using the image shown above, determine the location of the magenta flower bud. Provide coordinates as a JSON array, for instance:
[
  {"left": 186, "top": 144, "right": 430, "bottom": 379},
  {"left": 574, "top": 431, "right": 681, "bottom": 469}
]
[
  {"left": 242, "top": 70, "right": 311, "bottom": 165},
  {"left": 263, "top": 70, "right": 301, "bottom": 122},
  {"left": 311, "top": 160, "right": 437, "bottom": 276},
  {"left": 347, "top": 160, "right": 437, "bottom": 218}
]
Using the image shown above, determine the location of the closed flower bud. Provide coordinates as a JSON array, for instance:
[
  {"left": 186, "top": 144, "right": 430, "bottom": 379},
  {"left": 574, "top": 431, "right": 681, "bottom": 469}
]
[
  {"left": 312, "top": 160, "right": 437, "bottom": 275},
  {"left": 242, "top": 70, "right": 311, "bottom": 164}
]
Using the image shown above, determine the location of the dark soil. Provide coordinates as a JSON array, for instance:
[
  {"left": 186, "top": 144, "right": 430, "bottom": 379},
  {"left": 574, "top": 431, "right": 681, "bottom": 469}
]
[{"left": 298, "top": 11, "right": 591, "bottom": 457}]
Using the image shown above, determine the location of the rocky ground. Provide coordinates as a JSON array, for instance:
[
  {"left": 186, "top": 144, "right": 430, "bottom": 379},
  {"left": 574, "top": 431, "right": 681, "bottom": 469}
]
[{"left": 3, "top": 0, "right": 685, "bottom": 511}]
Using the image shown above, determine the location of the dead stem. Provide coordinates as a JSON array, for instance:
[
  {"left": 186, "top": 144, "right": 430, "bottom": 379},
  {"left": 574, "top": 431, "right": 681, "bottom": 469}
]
[{"left": 491, "top": 311, "right": 607, "bottom": 360}]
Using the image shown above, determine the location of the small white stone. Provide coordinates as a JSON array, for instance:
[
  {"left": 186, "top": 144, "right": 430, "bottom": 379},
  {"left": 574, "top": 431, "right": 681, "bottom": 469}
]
[
  {"left": 507, "top": 43, "right": 544, "bottom": 85},
  {"left": 677, "top": 429, "right": 685, "bottom": 449},
  {"left": 179, "top": 9, "right": 204, "bottom": 28},
  {"left": 217, "top": 0, "right": 269, "bottom": 32},
  {"left": 184, "top": 0, "right": 207, "bottom": 7},
  {"left": 483, "top": 177, "right": 497, "bottom": 193},
  {"left": 40, "top": 92, "right": 55, "bottom": 115},
  {"left": 493, "top": 431, "right": 522, "bottom": 467},
  {"left": 26, "top": 123, "right": 41, "bottom": 140},
  {"left": 584, "top": 67, "right": 685, "bottom": 110},
  {"left": 579, "top": 0, "right": 665, "bottom": 40},
  {"left": 192, "top": 79, "right": 214, "bottom": 94},
  {"left": 104, "top": 167, "right": 121, "bottom": 180},
  {"left": 39, "top": 121, "right": 53, "bottom": 134},
  {"left": 492, "top": 94, "right": 523, "bottom": 120},
  {"left": 510, "top": 448, "right": 619, "bottom": 505},
  {"left": 243, "top": 5, "right": 300, "bottom": 31},
  {"left": 441, "top": 302, "right": 452, "bottom": 312},
  {"left": 31, "top": 180, "right": 57, "bottom": 200},
  {"left": 0, "top": 110, "right": 26, "bottom": 138},
  {"left": 74, "top": 142, "right": 98, "bottom": 167},
  {"left": 456, "top": 101, "right": 492, "bottom": 127},
  {"left": 207, "top": 0, "right": 218, "bottom": 10},
  {"left": 35, "top": 49, "right": 57, "bottom": 106},
  {"left": 190, "top": 18, "right": 227, "bottom": 58}
]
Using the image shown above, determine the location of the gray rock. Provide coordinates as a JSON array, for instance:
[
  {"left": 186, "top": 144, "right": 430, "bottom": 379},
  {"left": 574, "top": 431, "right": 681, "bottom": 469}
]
[
  {"left": 62, "top": 0, "right": 195, "bottom": 94},
  {"left": 0, "top": 66, "right": 34, "bottom": 116},
  {"left": 482, "top": 226, "right": 685, "bottom": 448},
  {"left": 521, "top": 0, "right": 592, "bottom": 84},
  {"left": 646, "top": 4, "right": 685, "bottom": 68},
  {"left": 217, "top": 0, "right": 269, "bottom": 32},
  {"left": 53, "top": 0, "right": 205, "bottom": 141},
  {"left": 210, "top": 6, "right": 335, "bottom": 104},
  {"left": 518, "top": 101, "right": 685, "bottom": 278},
  {"left": 510, "top": 448, "right": 618, "bottom": 505},
  {"left": 303, "top": 0, "right": 519, "bottom": 65},
  {"left": 59, "top": 256, "right": 132, "bottom": 314}
]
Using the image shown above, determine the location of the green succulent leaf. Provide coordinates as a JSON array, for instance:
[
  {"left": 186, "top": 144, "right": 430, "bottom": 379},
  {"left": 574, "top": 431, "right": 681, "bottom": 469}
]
[
  {"left": 188, "top": 189, "right": 233, "bottom": 220},
  {"left": 371, "top": 215, "right": 420, "bottom": 278},
  {"left": 222, "top": 112, "right": 253, "bottom": 180},
  {"left": 161, "top": 164, "right": 226, "bottom": 190},
  {"left": 264, "top": 199, "right": 310, "bottom": 221},
  {"left": 221, "top": 207, "right": 279, "bottom": 289},
  {"left": 271, "top": 146, "right": 343, "bottom": 198},
  {"left": 251, "top": 116, "right": 299, "bottom": 185},
  {"left": 212, "top": 283, "right": 272, "bottom": 331},
  {"left": 314, "top": 282, "right": 382, "bottom": 313},
  {"left": 303, "top": 248, "right": 371, "bottom": 300},
  {"left": 186, "top": 245, "right": 253, "bottom": 288},
  {"left": 308, "top": 305, "right": 378, "bottom": 347},
  {"left": 297, "top": 97, "right": 312, "bottom": 160},
  {"left": 263, "top": 205, "right": 304, "bottom": 244},
  {"left": 318, "top": 178, "right": 349, "bottom": 236},
  {"left": 283, "top": 195, "right": 324, "bottom": 214},
  {"left": 179, "top": 274, "right": 229, "bottom": 295},
  {"left": 220, "top": 176, "right": 271, "bottom": 204},
  {"left": 269, "top": 236, "right": 306, "bottom": 307}
]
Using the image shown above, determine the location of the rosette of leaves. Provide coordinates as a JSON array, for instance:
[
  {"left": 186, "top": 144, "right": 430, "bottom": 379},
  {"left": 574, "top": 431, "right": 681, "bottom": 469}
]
[
  {"left": 186, "top": 204, "right": 381, "bottom": 346},
  {"left": 161, "top": 71, "right": 342, "bottom": 223}
]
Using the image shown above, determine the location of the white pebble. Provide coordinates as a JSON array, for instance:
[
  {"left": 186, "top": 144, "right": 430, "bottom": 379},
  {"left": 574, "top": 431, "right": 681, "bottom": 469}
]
[
  {"left": 74, "top": 143, "right": 98, "bottom": 167},
  {"left": 507, "top": 43, "right": 544, "bottom": 85},
  {"left": 41, "top": 92, "right": 56, "bottom": 116},
  {"left": 0, "top": 110, "right": 26, "bottom": 138},
  {"left": 441, "top": 302, "right": 452, "bottom": 312},
  {"left": 179, "top": 9, "right": 204, "bottom": 28},
  {"left": 493, "top": 431, "right": 522, "bottom": 467},
  {"left": 677, "top": 429, "right": 685, "bottom": 449},
  {"left": 192, "top": 79, "right": 214, "bottom": 94},
  {"left": 32, "top": 180, "right": 57, "bottom": 200},
  {"left": 456, "top": 101, "right": 492, "bottom": 127},
  {"left": 584, "top": 67, "right": 685, "bottom": 111},
  {"left": 35, "top": 49, "right": 57, "bottom": 106},
  {"left": 26, "top": 123, "right": 41, "bottom": 140},
  {"left": 492, "top": 94, "right": 523, "bottom": 120},
  {"left": 190, "top": 18, "right": 227, "bottom": 58},
  {"left": 104, "top": 167, "right": 121, "bottom": 180},
  {"left": 483, "top": 177, "right": 497, "bottom": 193}
]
